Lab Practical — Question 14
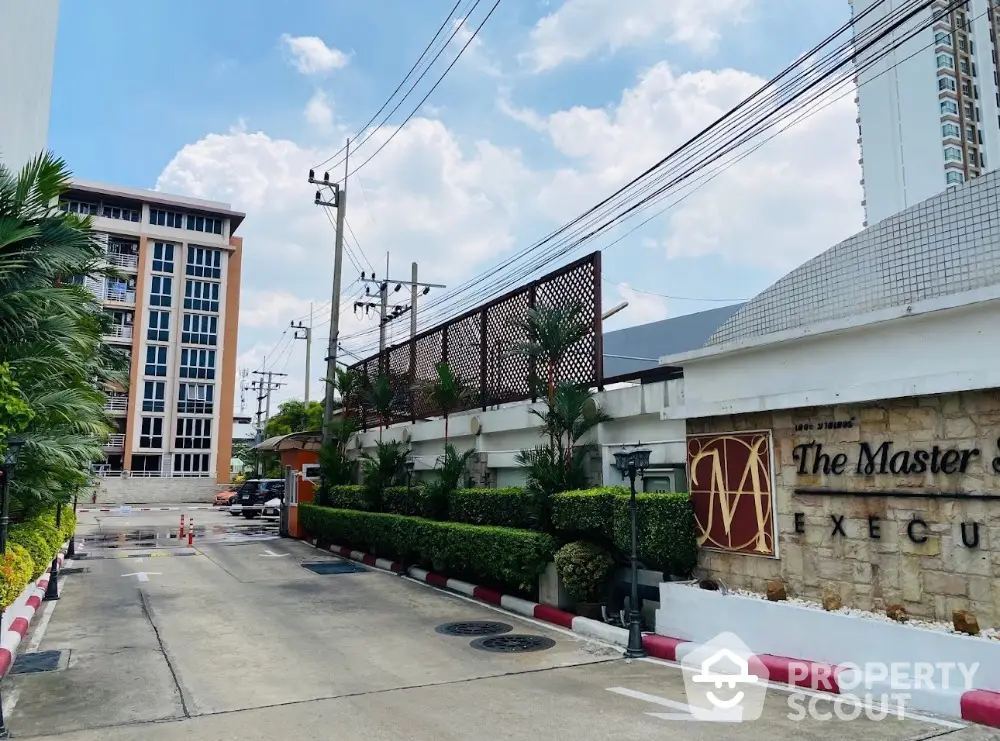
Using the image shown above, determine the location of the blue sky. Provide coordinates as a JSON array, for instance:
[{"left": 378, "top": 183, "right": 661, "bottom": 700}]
[{"left": 50, "top": 0, "right": 862, "bottom": 413}]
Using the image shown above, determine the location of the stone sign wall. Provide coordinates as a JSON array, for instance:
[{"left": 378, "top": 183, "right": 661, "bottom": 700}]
[{"left": 688, "top": 390, "right": 1000, "bottom": 627}]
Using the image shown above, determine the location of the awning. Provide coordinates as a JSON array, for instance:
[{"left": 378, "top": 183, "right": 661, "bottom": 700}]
[{"left": 253, "top": 430, "right": 323, "bottom": 452}]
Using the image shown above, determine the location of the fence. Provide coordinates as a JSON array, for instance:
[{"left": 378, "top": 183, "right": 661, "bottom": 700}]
[{"left": 347, "top": 252, "right": 603, "bottom": 428}]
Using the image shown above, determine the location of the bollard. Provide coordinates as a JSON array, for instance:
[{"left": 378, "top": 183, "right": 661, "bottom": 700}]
[
  {"left": 187, "top": 518, "right": 194, "bottom": 547},
  {"left": 67, "top": 532, "right": 76, "bottom": 559},
  {"left": 43, "top": 555, "right": 60, "bottom": 601},
  {"left": 179, "top": 514, "right": 185, "bottom": 538}
]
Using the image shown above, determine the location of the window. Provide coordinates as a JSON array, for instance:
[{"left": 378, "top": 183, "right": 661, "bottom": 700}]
[
  {"left": 149, "top": 276, "right": 173, "bottom": 307},
  {"left": 173, "top": 453, "right": 210, "bottom": 474},
  {"left": 936, "top": 31, "right": 952, "bottom": 46},
  {"left": 149, "top": 209, "right": 185, "bottom": 229},
  {"left": 101, "top": 204, "right": 140, "bottom": 222},
  {"left": 937, "top": 53, "right": 954, "bottom": 69},
  {"left": 182, "top": 313, "right": 217, "bottom": 345},
  {"left": 941, "top": 99, "right": 959, "bottom": 115},
  {"left": 145, "top": 346, "right": 168, "bottom": 376},
  {"left": 178, "top": 383, "right": 214, "bottom": 414},
  {"left": 959, "top": 36, "right": 968, "bottom": 51},
  {"left": 152, "top": 242, "right": 174, "bottom": 273},
  {"left": 186, "top": 214, "right": 223, "bottom": 235},
  {"left": 184, "top": 280, "right": 220, "bottom": 312},
  {"left": 942, "top": 123, "right": 961, "bottom": 138},
  {"left": 59, "top": 200, "right": 99, "bottom": 216},
  {"left": 142, "top": 381, "right": 165, "bottom": 412},
  {"left": 967, "top": 124, "right": 976, "bottom": 139},
  {"left": 962, "top": 80, "right": 972, "bottom": 96},
  {"left": 939, "top": 75, "right": 956, "bottom": 91},
  {"left": 964, "top": 102, "right": 974, "bottom": 118},
  {"left": 946, "top": 170, "right": 965, "bottom": 185},
  {"left": 147, "top": 310, "right": 170, "bottom": 342},
  {"left": 944, "top": 146, "right": 963, "bottom": 162},
  {"left": 960, "top": 58, "right": 970, "bottom": 75},
  {"left": 139, "top": 417, "right": 163, "bottom": 448},
  {"left": 186, "top": 247, "right": 222, "bottom": 279},
  {"left": 179, "top": 348, "right": 216, "bottom": 379},
  {"left": 175, "top": 417, "right": 212, "bottom": 449}
]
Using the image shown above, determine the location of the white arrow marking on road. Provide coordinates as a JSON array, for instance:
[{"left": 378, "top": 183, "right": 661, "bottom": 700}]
[
  {"left": 260, "top": 550, "right": 287, "bottom": 557},
  {"left": 121, "top": 572, "right": 161, "bottom": 582},
  {"left": 606, "top": 687, "right": 697, "bottom": 721}
]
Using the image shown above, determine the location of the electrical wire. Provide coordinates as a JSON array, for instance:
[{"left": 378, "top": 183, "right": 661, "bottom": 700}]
[
  {"left": 338, "top": 0, "right": 962, "bottom": 356},
  {"left": 603, "top": 279, "right": 751, "bottom": 303}
]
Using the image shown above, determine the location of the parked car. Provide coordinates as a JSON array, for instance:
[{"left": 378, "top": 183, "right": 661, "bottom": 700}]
[
  {"left": 229, "top": 479, "right": 285, "bottom": 519},
  {"left": 214, "top": 490, "right": 237, "bottom": 507}
]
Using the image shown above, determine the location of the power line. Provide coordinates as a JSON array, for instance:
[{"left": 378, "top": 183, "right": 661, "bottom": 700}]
[{"left": 603, "top": 279, "right": 750, "bottom": 303}]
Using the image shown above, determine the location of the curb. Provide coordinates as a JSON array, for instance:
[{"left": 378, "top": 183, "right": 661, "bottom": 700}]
[
  {"left": 77, "top": 506, "right": 216, "bottom": 513},
  {"left": 314, "top": 541, "right": 1000, "bottom": 727},
  {"left": 0, "top": 550, "right": 66, "bottom": 678}
]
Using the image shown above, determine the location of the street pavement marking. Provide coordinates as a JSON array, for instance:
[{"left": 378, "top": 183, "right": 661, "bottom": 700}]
[
  {"left": 121, "top": 572, "right": 161, "bottom": 582},
  {"left": 607, "top": 687, "right": 697, "bottom": 722},
  {"left": 80, "top": 550, "right": 201, "bottom": 560},
  {"left": 260, "top": 549, "right": 288, "bottom": 557}
]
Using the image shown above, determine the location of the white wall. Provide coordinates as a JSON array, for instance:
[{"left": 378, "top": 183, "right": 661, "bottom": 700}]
[
  {"left": 356, "top": 380, "right": 687, "bottom": 490},
  {"left": 92, "top": 476, "right": 221, "bottom": 504},
  {"left": 665, "top": 294, "right": 1000, "bottom": 419}
]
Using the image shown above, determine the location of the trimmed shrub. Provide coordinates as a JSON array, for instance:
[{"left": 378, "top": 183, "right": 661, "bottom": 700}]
[
  {"left": 327, "top": 485, "right": 368, "bottom": 511},
  {"left": 555, "top": 541, "right": 615, "bottom": 602},
  {"left": 447, "top": 487, "right": 537, "bottom": 529},
  {"left": 551, "top": 488, "right": 699, "bottom": 577},
  {"left": 37, "top": 505, "right": 75, "bottom": 542},
  {"left": 300, "top": 504, "right": 556, "bottom": 592},
  {"left": 0, "top": 544, "right": 34, "bottom": 608},
  {"left": 9, "top": 526, "right": 53, "bottom": 579},
  {"left": 382, "top": 486, "right": 433, "bottom": 518}
]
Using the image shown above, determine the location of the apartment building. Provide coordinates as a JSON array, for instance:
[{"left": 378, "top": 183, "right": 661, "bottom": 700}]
[
  {"left": 62, "top": 180, "right": 244, "bottom": 500},
  {"left": 851, "top": 0, "right": 1000, "bottom": 225}
]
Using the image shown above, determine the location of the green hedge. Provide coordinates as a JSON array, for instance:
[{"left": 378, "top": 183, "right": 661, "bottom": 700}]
[
  {"left": 327, "top": 485, "right": 368, "bottom": 511},
  {"left": 0, "top": 544, "right": 34, "bottom": 608},
  {"left": 447, "top": 487, "right": 536, "bottom": 529},
  {"left": 300, "top": 504, "right": 555, "bottom": 591},
  {"left": 382, "top": 486, "right": 434, "bottom": 518},
  {"left": 552, "top": 488, "right": 699, "bottom": 577}
]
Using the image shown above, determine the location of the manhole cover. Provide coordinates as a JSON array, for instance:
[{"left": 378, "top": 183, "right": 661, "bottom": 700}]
[
  {"left": 11, "top": 650, "right": 69, "bottom": 675},
  {"left": 58, "top": 567, "right": 88, "bottom": 576},
  {"left": 435, "top": 621, "right": 513, "bottom": 637},
  {"left": 301, "top": 561, "right": 368, "bottom": 575},
  {"left": 470, "top": 634, "right": 556, "bottom": 653}
]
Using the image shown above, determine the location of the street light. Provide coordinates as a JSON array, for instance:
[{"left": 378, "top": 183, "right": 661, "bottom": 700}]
[
  {"left": 0, "top": 435, "right": 25, "bottom": 739},
  {"left": 404, "top": 458, "right": 415, "bottom": 490},
  {"left": 613, "top": 444, "right": 652, "bottom": 659}
]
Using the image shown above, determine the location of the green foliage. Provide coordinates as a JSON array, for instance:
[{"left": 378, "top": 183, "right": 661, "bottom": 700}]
[
  {"left": 359, "top": 440, "right": 410, "bottom": 511},
  {"left": 9, "top": 525, "right": 52, "bottom": 579},
  {"left": 300, "top": 504, "right": 556, "bottom": 591},
  {"left": 263, "top": 399, "right": 324, "bottom": 439},
  {"left": 37, "top": 504, "right": 75, "bottom": 542},
  {"left": 382, "top": 486, "right": 433, "bottom": 518},
  {"left": 317, "top": 414, "right": 359, "bottom": 505},
  {"left": 422, "top": 444, "right": 475, "bottom": 520},
  {"left": 554, "top": 541, "right": 615, "bottom": 602},
  {"left": 512, "top": 302, "right": 591, "bottom": 401},
  {"left": 447, "top": 487, "right": 537, "bottom": 529},
  {"left": 552, "top": 488, "right": 699, "bottom": 576},
  {"left": 326, "top": 484, "right": 368, "bottom": 511},
  {"left": 0, "top": 363, "right": 33, "bottom": 443},
  {"left": 332, "top": 367, "right": 360, "bottom": 417},
  {"left": 365, "top": 374, "right": 394, "bottom": 437},
  {"left": 418, "top": 362, "right": 472, "bottom": 442},
  {"left": 0, "top": 543, "right": 34, "bottom": 608}
]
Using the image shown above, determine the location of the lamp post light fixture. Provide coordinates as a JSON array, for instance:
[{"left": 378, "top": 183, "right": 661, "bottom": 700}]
[
  {"left": 0, "top": 435, "right": 25, "bottom": 739},
  {"left": 613, "top": 444, "right": 652, "bottom": 659},
  {"left": 404, "top": 458, "right": 415, "bottom": 489}
]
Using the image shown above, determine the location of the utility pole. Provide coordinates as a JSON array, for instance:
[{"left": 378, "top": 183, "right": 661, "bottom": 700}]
[
  {"left": 358, "top": 265, "right": 446, "bottom": 351},
  {"left": 310, "top": 139, "right": 348, "bottom": 448},
  {"left": 379, "top": 253, "right": 389, "bottom": 354},
  {"left": 251, "top": 369, "right": 286, "bottom": 475},
  {"left": 411, "top": 262, "right": 418, "bottom": 341},
  {"left": 291, "top": 304, "right": 312, "bottom": 403}
]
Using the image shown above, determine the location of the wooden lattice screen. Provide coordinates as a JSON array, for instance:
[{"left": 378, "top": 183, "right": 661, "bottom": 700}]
[{"left": 347, "top": 251, "right": 603, "bottom": 428}]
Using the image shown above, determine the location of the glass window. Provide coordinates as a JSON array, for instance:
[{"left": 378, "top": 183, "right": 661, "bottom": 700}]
[
  {"left": 178, "top": 383, "right": 215, "bottom": 414},
  {"left": 936, "top": 31, "right": 952, "bottom": 46},
  {"left": 142, "top": 381, "right": 165, "bottom": 412},
  {"left": 944, "top": 146, "right": 963, "bottom": 162},
  {"left": 941, "top": 99, "right": 958, "bottom": 115},
  {"left": 175, "top": 417, "right": 212, "bottom": 449},
  {"left": 139, "top": 417, "right": 163, "bottom": 448},
  {"left": 946, "top": 170, "right": 965, "bottom": 185},
  {"left": 179, "top": 348, "right": 216, "bottom": 379},
  {"left": 939, "top": 75, "right": 956, "bottom": 91},
  {"left": 184, "top": 280, "right": 220, "bottom": 312},
  {"left": 152, "top": 242, "right": 174, "bottom": 273},
  {"left": 942, "top": 123, "right": 961, "bottom": 138},
  {"left": 185, "top": 247, "right": 222, "bottom": 280},
  {"left": 173, "top": 453, "right": 210, "bottom": 474},
  {"left": 937, "top": 53, "right": 954, "bottom": 69},
  {"left": 149, "top": 275, "right": 173, "bottom": 307},
  {"left": 182, "top": 313, "right": 218, "bottom": 345},
  {"left": 144, "top": 346, "right": 168, "bottom": 376},
  {"left": 147, "top": 310, "right": 170, "bottom": 342}
]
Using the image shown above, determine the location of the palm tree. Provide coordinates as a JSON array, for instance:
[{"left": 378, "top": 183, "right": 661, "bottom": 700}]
[
  {"left": 0, "top": 153, "right": 127, "bottom": 518},
  {"left": 420, "top": 362, "right": 471, "bottom": 445},
  {"left": 423, "top": 444, "right": 476, "bottom": 520},
  {"left": 513, "top": 302, "right": 591, "bottom": 403},
  {"left": 333, "top": 367, "right": 360, "bottom": 419},
  {"left": 365, "top": 374, "right": 394, "bottom": 441},
  {"left": 359, "top": 439, "right": 410, "bottom": 510}
]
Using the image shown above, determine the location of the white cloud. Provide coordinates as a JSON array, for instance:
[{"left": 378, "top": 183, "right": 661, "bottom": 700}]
[
  {"left": 304, "top": 90, "right": 334, "bottom": 129},
  {"left": 611, "top": 283, "right": 669, "bottom": 326},
  {"left": 450, "top": 17, "right": 502, "bottom": 76},
  {"left": 280, "top": 34, "right": 350, "bottom": 74},
  {"left": 522, "top": 0, "right": 752, "bottom": 72}
]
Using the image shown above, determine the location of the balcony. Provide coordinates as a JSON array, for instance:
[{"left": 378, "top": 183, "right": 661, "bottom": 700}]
[
  {"left": 104, "top": 396, "right": 128, "bottom": 414},
  {"left": 104, "top": 433, "right": 125, "bottom": 448},
  {"left": 104, "top": 324, "right": 133, "bottom": 342},
  {"left": 103, "top": 286, "right": 136, "bottom": 305},
  {"left": 106, "top": 252, "right": 138, "bottom": 271}
]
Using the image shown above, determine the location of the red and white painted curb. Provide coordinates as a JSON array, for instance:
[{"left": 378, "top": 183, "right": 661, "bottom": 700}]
[
  {"left": 77, "top": 505, "right": 217, "bottom": 513},
  {"left": 0, "top": 550, "right": 66, "bottom": 678},
  {"left": 316, "top": 540, "right": 1000, "bottom": 728}
]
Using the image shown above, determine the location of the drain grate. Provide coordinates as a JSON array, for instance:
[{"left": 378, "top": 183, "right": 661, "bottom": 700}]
[
  {"left": 436, "top": 621, "right": 513, "bottom": 637},
  {"left": 11, "top": 650, "right": 69, "bottom": 675},
  {"left": 58, "top": 567, "right": 88, "bottom": 576},
  {"left": 301, "top": 561, "right": 368, "bottom": 575},
  {"left": 470, "top": 634, "right": 556, "bottom": 653}
]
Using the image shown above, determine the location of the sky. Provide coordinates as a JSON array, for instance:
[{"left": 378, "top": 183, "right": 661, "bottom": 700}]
[{"left": 49, "top": 0, "right": 863, "bottom": 429}]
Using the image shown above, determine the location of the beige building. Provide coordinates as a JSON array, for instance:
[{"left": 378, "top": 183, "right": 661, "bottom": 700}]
[{"left": 62, "top": 180, "right": 244, "bottom": 501}]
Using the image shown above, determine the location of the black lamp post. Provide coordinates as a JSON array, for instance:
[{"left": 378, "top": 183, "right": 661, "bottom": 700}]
[
  {"left": 44, "top": 499, "right": 61, "bottom": 601},
  {"left": 0, "top": 435, "right": 25, "bottom": 739},
  {"left": 404, "top": 459, "right": 415, "bottom": 489},
  {"left": 67, "top": 493, "right": 78, "bottom": 558},
  {"left": 613, "top": 444, "right": 651, "bottom": 659}
]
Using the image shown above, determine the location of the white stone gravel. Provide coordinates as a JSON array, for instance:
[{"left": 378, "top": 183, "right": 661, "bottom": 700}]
[{"left": 684, "top": 582, "right": 1000, "bottom": 640}]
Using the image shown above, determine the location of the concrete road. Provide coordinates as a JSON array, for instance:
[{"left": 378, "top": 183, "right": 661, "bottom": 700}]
[{"left": 2, "top": 508, "right": 994, "bottom": 740}]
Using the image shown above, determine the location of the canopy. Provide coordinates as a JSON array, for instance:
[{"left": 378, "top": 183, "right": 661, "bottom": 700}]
[{"left": 252, "top": 430, "right": 323, "bottom": 452}]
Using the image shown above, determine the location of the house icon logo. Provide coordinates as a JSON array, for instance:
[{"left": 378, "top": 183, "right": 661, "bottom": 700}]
[{"left": 681, "top": 632, "right": 769, "bottom": 722}]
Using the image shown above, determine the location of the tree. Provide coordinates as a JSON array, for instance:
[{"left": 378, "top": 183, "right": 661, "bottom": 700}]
[
  {"left": 0, "top": 153, "right": 127, "bottom": 518},
  {"left": 423, "top": 444, "right": 476, "bottom": 520},
  {"left": 513, "top": 302, "right": 591, "bottom": 403},
  {"left": 263, "top": 399, "right": 324, "bottom": 439},
  {"left": 359, "top": 439, "right": 409, "bottom": 511},
  {"left": 316, "top": 414, "right": 358, "bottom": 503},
  {"left": 419, "top": 362, "right": 471, "bottom": 445},
  {"left": 365, "top": 374, "right": 394, "bottom": 441},
  {"left": 332, "top": 367, "right": 360, "bottom": 418}
]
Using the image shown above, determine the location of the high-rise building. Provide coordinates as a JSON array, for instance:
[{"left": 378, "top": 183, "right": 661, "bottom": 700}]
[
  {"left": 0, "top": 0, "right": 60, "bottom": 171},
  {"left": 62, "top": 180, "right": 244, "bottom": 499},
  {"left": 852, "top": 0, "right": 1000, "bottom": 225}
]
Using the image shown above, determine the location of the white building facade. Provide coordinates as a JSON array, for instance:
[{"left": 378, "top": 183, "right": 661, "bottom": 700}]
[
  {"left": 852, "top": 0, "right": 1000, "bottom": 225},
  {"left": 0, "top": 0, "right": 59, "bottom": 171}
]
